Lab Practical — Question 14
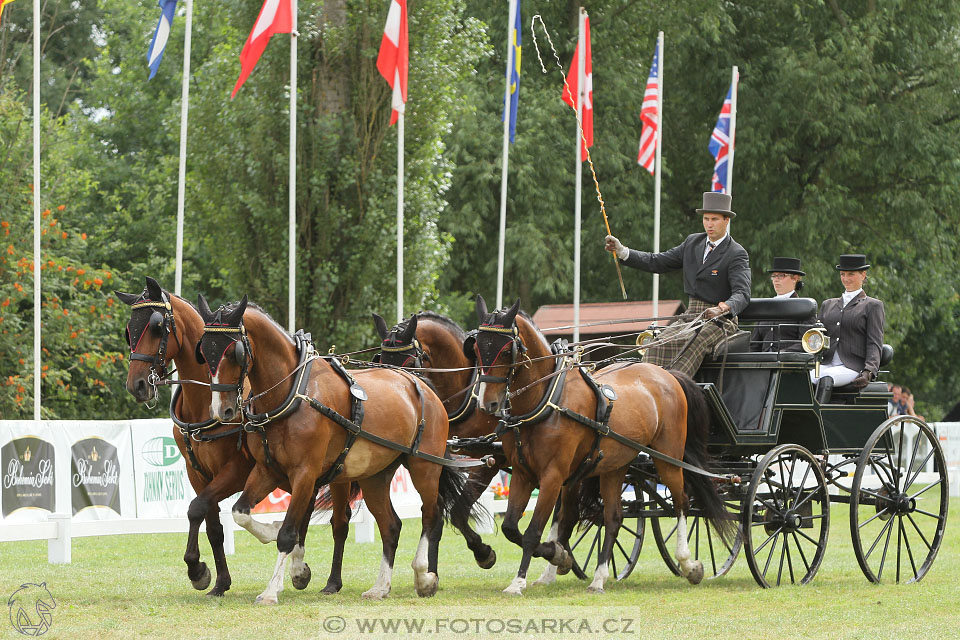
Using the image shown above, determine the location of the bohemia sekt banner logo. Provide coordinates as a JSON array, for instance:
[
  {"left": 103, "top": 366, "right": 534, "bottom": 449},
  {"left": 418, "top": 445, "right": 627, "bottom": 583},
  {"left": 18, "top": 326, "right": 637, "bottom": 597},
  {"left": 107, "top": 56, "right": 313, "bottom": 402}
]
[
  {"left": 1, "top": 437, "right": 55, "bottom": 518},
  {"left": 71, "top": 438, "right": 121, "bottom": 516}
]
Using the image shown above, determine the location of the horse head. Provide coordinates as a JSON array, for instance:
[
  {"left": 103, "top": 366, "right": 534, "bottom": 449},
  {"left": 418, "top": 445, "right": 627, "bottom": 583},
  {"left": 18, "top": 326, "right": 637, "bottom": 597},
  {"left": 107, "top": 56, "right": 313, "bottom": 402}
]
[
  {"left": 372, "top": 313, "right": 424, "bottom": 368},
  {"left": 114, "top": 276, "right": 183, "bottom": 403},
  {"left": 472, "top": 294, "right": 524, "bottom": 415},
  {"left": 197, "top": 294, "right": 250, "bottom": 423}
]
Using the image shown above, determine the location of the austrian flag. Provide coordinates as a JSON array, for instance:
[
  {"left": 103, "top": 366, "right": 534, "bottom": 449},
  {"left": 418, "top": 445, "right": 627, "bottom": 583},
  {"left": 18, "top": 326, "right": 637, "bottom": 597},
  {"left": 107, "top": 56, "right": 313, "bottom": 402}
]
[
  {"left": 377, "top": 0, "right": 408, "bottom": 126},
  {"left": 231, "top": 0, "right": 292, "bottom": 99}
]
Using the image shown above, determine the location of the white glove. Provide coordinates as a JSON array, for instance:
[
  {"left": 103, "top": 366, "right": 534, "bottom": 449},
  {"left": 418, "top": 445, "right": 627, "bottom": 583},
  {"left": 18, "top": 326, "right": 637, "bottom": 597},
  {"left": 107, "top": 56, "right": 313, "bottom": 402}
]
[{"left": 604, "top": 235, "right": 629, "bottom": 261}]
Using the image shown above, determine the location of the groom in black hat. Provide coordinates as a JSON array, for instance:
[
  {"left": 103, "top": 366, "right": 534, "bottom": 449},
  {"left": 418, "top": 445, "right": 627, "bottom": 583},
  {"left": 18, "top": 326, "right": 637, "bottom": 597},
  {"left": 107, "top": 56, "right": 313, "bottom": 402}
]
[
  {"left": 604, "top": 192, "right": 751, "bottom": 376},
  {"left": 750, "top": 257, "right": 812, "bottom": 352}
]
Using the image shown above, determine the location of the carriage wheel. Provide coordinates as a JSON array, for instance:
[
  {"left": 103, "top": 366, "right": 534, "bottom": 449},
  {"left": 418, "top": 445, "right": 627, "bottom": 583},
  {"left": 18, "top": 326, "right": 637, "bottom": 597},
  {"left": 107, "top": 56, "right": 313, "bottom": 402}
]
[
  {"left": 850, "top": 416, "right": 948, "bottom": 584},
  {"left": 647, "top": 481, "right": 742, "bottom": 579},
  {"left": 742, "top": 443, "right": 830, "bottom": 588},
  {"left": 568, "top": 480, "right": 645, "bottom": 581}
]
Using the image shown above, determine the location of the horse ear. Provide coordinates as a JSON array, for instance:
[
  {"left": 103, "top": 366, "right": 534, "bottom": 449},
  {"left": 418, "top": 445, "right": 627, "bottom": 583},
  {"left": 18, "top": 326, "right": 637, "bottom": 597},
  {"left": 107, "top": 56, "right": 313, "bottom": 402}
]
[
  {"left": 226, "top": 295, "right": 248, "bottom": 326},
  {"left": 475, "top": 294, "right": 488, "bottom": 322},
  {"left": 195, "top": 341, "right": 206, "bottom": 364},
  {"left": 372, "top": 313, "right": 389, "bottom": 339},
  {"left": 400, "top": 314, "right": 418, "bottom": 343},
  {"left": 197, "top": 294, "right": 215, "bottom": 323},
  {"left": 115, "top": 290, "right": 139, "bottom": 306},
  {"left": 145, "top": 276, "right": 164, "bottom": 301},
  {"left": 503, "top": 298, "right": 521, "bottom": 324}
]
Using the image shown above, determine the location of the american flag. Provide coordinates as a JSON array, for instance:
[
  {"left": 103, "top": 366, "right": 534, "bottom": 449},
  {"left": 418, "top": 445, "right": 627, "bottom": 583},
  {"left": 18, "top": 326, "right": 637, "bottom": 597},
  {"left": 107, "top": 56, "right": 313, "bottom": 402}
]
[
  {"left": 708, "top": 82, "right": 735, "bottom": 193},
  {"left": 637, "top": 46, "right": 659, "bottom": 173}
]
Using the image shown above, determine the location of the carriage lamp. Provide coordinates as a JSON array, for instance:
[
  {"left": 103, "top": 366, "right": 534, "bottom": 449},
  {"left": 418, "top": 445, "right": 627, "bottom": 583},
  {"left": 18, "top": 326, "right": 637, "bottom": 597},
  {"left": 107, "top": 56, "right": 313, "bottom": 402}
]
[
  {"left": 801, "top": 326, "right": 830, "bottom": 377},
  {"left": 635, "top": 326, "right": 661, "bottom": 347}
]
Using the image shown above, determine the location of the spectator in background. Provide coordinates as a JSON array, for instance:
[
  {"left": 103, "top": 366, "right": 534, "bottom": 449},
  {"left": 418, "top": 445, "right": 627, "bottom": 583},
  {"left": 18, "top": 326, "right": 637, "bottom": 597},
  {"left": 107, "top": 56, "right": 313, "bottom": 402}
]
[
  {"left": 901, "top": 387, "right": 924, "bottom": 421},
  {"left": 888, "top": 383, "right": 904, "bottom": 417}
]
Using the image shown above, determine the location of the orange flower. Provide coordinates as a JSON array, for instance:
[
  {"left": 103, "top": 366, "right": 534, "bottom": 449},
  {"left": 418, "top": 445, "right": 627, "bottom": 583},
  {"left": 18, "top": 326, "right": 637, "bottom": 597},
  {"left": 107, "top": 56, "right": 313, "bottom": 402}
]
[
  {"left": 77, "top": 269, "right": 86, "bottom": 275},
  {"left": 94, "top": 278, "right": 103, "bottom": 286},
  {"left": 84, "top": 280, "right": 91, "bottom": 286},
  {"left": 57, "top": 205, "right": 65, "bottom": 211},
  {"left": 1, "top": 299, "right": 8, "bottom": 307},
  {"left": 61, "top": 232, "right": 67, "bottom": 239},
  {"left": 89, "top": 305, "right": 96, "bottom": 313},
  {"left": 41, "top": 365, "right": 48, "bottom": 371},
  {"left": 6, "top": 245, "right": 12, "bottom": 255},
  {"left": 106, "top": 298, "right": 114, "bottom": 306},
  {"left": 73, "top": 277, "right": 79, "bottom": 285},
  {"left": 62, "top": 309, "right": 69, "bottom": 316},
  {"left": 41, "top": 372, "right": 47, "bottom": 379},
  {"left": 57, "top": 265, "right": 62, "bottom": 271},
  {"left": 41, "top": 229, "right": 47, "bottom": 235},
  {"left": 70, "top": 332, "right": 77, "bottom": 339},
  {"left": 47, "top": 260, "right": 54, "bottom": 267},
  {"left": 42, "top": 209, "right": 50, "bottom": 218},
  {"left": 28, "top": 183, "right": 33, "bottom": 192},
  {"left": 0, "top": 221, "right": 7, "bottom": 228},
  {"left": 105, "top": 272, "right": 112, "bottom": 279},
  {"left": 81, "top": 233, "right": 87, "bottom": 240},
  {"left": 17, "top": 385, "right": 25, "bottom": 393},
  {"left": 49, "top": 219, "right": 56, "bottom": 227}
]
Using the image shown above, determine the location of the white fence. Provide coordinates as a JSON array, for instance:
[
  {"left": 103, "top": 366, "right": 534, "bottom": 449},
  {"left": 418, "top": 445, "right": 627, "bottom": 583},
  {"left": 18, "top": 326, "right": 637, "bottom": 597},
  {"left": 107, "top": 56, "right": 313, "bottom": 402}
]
[{"left": 1, "top": 419, "right": 516, "bottom": 564}]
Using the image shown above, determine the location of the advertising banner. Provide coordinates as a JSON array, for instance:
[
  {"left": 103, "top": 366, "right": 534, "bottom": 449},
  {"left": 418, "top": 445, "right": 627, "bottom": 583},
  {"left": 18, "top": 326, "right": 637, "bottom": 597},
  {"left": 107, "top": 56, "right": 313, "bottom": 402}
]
[
  {"left": 61, "top": 420, "right": 135, "bottom": 521},
  {"left": 1, "top": 423, "right": 56, "bottom": 522},
  {"left": 130, "top": 419, "right": 194, "bottom": 518}
]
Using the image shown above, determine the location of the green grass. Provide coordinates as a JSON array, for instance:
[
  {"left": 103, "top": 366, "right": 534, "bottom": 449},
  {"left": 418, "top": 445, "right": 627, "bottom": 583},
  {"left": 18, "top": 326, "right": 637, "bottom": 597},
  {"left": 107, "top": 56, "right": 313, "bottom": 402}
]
[{"left": 1, "top": 502, "right": 958, "bottom": 639}]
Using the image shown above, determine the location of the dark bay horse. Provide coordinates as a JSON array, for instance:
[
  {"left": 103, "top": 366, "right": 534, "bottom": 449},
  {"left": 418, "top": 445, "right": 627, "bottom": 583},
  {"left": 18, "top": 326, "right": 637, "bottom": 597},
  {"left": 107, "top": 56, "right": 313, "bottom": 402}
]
[
  {"left": 472, "top": 296, "right": 730, "bottom": 595},
  {"left": 116, "top": 277, "right": 272, "bottom": 597},
  {"left": 373, "top": 311, "right": 500, "bottom": 569},
  {"left": 197, "top": 296, "right": 472, "bottom": 603}
]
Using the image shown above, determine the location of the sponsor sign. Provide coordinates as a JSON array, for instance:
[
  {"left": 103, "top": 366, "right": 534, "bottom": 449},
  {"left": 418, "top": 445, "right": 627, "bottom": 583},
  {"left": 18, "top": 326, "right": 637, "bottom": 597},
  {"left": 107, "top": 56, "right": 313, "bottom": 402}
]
[
  {"left": 71, "top": 438, "right": 121, "bottom": 516},
  {"left": 130, "top": 420, "right": 194, "bottom": 518},
  {"left": 1, "top": 436, "right": 55, "bottom": 518}
]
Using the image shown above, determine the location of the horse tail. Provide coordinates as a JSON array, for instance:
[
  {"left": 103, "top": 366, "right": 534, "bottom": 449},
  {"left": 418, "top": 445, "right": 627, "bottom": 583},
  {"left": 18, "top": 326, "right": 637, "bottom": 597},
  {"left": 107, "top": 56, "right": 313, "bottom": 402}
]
[
  {"left": 576, "top": 477, "right": 604, "bottom": 527},
  {"left": 313, "top": 481, "right": 361, "bottom": 514},
  {"left": 669, "top": 370, "right": 735, "bottom": 541},
  {"left": 436, "top": 462, "right": 490, "bottom": 526}
]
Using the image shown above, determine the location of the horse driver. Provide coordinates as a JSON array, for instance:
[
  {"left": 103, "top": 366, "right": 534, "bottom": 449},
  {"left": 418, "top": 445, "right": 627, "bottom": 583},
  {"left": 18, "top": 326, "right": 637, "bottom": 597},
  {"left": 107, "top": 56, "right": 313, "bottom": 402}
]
[{"left": 604, "top": 192, "right": 752, "bottom": 377}]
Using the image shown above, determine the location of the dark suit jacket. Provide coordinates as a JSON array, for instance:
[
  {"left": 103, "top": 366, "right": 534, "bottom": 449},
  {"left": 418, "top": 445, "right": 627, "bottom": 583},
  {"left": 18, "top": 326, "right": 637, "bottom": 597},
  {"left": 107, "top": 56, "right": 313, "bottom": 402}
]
[
  {"left": 749, "top": 292, "right": 813, "bottom": 352},
  {"left": 622, "top": 232, "right": 752, "bottom": 317},
  {"left": 819, "top": 291, "right": 885, "bottom": 376}
]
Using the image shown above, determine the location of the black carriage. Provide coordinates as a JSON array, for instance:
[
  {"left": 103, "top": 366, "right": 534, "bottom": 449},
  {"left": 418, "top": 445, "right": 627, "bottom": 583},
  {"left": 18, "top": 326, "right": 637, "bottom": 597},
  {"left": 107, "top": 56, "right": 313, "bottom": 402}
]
[{"left": 568, "top": 297, "right": 948, "bottom": 587}]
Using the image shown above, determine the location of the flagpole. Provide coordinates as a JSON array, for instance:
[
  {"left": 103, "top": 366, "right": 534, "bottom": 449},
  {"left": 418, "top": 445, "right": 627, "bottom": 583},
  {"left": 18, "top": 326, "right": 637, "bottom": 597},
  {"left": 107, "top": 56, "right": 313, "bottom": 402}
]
[
  {"left": 396, "top": 110, "right": 404, "bottom": 323},
  {"left": 727, "top": 65, "right": 738, "bottom": 198},
  {"left": 496, "top": 0, "right": 517, "bottom": 310},
  {"left": 651, "top": 30, "right": 663, "bottom": 321},
  {"left": 288, "top": 0, "right": 298, "bottom": 333},
  {"left": 174, "top": 0, "right": 193, "bottom": 297},
  {"left": 573, "top": 7, "right": 585, "bottom": 344},
  {"left": 33, "top": 0, "right": 41, "bottom": 422}
]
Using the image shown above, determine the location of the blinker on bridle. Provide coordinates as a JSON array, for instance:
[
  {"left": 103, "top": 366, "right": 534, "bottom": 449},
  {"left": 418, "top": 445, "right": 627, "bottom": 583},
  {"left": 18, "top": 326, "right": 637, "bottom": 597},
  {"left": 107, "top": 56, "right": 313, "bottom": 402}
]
[
  {"left": 200, "top": 321, "right": 252, "bottom": 421},
  {"left": 378, "top": 337, "right": 426, "bottom": 368},
  {"left": 126, "top": 297, "right": 181, "bottom": 407},
  {"left": 476, "top": 322, "right": 526, "bottom": 386}
]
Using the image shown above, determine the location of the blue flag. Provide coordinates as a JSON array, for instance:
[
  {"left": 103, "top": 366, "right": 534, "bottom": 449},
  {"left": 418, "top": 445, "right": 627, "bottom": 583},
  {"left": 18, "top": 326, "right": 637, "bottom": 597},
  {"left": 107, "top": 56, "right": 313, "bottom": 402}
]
[
  {"left": 502, "top": 0, "right": 521, "bottom": 143},
  {"left": 708, "top": 85, "right": 734, "bottom": 193},
  {"left": 147, "top": 0, "right": 179, "bottom": 80}
]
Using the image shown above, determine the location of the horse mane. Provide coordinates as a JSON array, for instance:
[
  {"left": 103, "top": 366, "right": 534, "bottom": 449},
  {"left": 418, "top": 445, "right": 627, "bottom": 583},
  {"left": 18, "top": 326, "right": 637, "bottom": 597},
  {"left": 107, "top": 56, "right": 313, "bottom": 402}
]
[
  {"left": 226, "top": 299, "right": 296, "bottom": 346},
  {"left": 416, "top": 311, "right": 466, "bottom": 341}
]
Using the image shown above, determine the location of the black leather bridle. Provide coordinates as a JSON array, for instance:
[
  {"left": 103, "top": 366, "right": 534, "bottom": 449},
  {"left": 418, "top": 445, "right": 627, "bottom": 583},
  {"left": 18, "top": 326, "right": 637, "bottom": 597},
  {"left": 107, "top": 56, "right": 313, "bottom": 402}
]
[
  {"left": 198, "top": 321, "right": 253, "bottom": 413},
  {"left": 125, "top": 294, "right": 181, "bottom": 404},
  {"left": 474, "top": 321, "right": 526, "bottom": 394}
]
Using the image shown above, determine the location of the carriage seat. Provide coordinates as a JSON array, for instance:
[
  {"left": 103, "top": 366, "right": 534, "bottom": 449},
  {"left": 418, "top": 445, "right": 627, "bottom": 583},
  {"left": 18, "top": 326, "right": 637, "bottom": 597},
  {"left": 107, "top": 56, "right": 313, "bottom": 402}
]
[{"left": 737, "top": 297, "right": 818, "bottom": 322}]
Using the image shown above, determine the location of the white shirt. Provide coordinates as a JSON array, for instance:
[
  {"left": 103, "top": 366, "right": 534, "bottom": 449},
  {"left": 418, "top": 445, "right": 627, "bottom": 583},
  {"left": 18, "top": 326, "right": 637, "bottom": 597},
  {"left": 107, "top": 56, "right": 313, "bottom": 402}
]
[
  {"left": 774, "top": 291, "right": 795, "bottom": 300},
  {"left": 702, "top": 233, "right": 729, "bottom": 263},
  {"left": 841, "top": 288, "right": 863, "bottom": 307}
]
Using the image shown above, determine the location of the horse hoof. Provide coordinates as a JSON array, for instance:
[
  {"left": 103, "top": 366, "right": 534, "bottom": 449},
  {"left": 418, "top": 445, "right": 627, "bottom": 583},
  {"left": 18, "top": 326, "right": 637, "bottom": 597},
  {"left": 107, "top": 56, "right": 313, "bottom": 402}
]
[
  {"left": 477, "top": 547, "right": 497, "bottom": 570},
  {"left": 361, "top": 588, "right": 389, "bottom": 601},
  {"left": 686, "top": 562, "right": 705, "bottom": 586},
  {"left": 190, "top": 564, "right": 211, "bottom": 591},
  {"left": 586, "top": 585, "right": 605, "bottom": 594},
  {"left": 291, "top": 563, "right": 312, "bottom": 590},
  {"left": 556, "top": 548, "right": 574, "bottom": 573},
  {"left": 255, "top": 593, "right": 279, "bottom": 605},
  {"left": 415, "top": 573, "right": 438, "bottom": 598},
  {"left": 502, "top": 586, "right": 524, "bottom": 596},
  {"left": 502, "top": 577, "right": 526, "bottom": 596},
  {"left": 321, "top": 581, "right": 342, "bottom": 595}
]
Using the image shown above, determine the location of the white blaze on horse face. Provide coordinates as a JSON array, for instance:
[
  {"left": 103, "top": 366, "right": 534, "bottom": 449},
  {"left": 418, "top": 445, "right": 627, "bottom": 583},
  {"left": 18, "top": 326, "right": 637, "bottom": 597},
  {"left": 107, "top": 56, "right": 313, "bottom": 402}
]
[{"left": 210, "top": 373, "right": 222, "bottom": 418}]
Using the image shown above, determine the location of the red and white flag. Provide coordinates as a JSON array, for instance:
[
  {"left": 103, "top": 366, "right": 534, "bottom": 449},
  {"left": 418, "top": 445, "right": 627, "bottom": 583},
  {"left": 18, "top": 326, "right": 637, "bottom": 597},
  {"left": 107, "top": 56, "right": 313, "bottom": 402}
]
[
  {"left": 562, "top": 16, "right": 593, "bottom": 161},
  {"left": 377, "top": 0, "right": 408, "bottom": 126},
  {"left": 637, "top": 45, "right": 660, "bottom": 173},
  {"left": 231, "top": 0, "right": 292, "bottom": 99}
]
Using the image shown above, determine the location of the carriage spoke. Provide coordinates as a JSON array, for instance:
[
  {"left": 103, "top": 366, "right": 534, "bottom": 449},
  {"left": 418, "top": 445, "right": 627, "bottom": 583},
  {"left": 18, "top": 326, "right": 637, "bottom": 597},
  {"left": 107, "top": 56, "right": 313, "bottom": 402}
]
[
  {"left": 754, "top": 525, "right": 782, "bottom": 555},
  {"left": 792, "top": 462, "right": 812, "bottom": 507},
  {"left": 912, "top": 507, "right": 942, "bottom": 520},
  {"left": 896, "top": 421, "right": 906, "bottom": 473},
  {"left": 706, "top": 519, "right": 718, "bottom": 575},
  {"left": 785, "top": 533, "right": 796, "bottom": 584},
  {"left": 905, "top": 514, "right": 932, "bottom": 551},
  {"left": 857, "top": 487, "right": 890, "bottom": 502},
  {"left": 792, "top": 487, "right": 821, "bottom": 512},
  {"left": 761, "top": 531, "right": 781, "bottom": 580},
  {"left": 868, "top": 456, "right": 897, "bottom": 488},
  {"left": 907, "top": 478, "right": 942, "bottom": 501},
  {"left": 793, "top": 527, "right": 821, "bottom": 548},
  {"left": 790, "top": 532, "right": 811, "bottom": 574},
  {"left": 903, "top": 449, "right": 936, "bottom": 492},
  {"left": 876, "top": 514, "right": 896, "bottom": 580},
  {"left": 904, "top": 427, "right": 923, "bottom": 484},
  {"left": 864, "top": 514, "right": 895, "bottom": 560},
  {"left": 571, "top": 524, "right": 592, "bottom": 550},
  {"left": 896, "top": 514, "right": 902, "bottom": 583},
  {"left": 857, "top": 507, "right": 892, "bottom": 530},
  {"left": 900, "top": 518, "right": 918, "bottom": 579},
  {"left": 776, "top": 531, "right": 788, "bottom": 585},
  {"left": 620, "top": 523, "right": 642, "bottom": 538}
]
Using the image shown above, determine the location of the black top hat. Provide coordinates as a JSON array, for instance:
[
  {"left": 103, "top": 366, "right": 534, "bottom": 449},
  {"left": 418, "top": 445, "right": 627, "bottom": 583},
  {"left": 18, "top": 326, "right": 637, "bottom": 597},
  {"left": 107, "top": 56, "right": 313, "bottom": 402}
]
[
  {"left": 696, "top": 192, "right": 736, "bottom": 218},
  {"left": 836, "top": 254, "right": 871, "bottom": 271},
  {"left": 768, "top": 257, "right": 805, "bottom": 276}
]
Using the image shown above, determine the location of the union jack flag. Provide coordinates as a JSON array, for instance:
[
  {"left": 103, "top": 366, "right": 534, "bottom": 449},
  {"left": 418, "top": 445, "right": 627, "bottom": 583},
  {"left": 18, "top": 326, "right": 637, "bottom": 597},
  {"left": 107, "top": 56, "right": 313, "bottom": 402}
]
[
  {"left": 637, "top": 45, "right": 659, "bottom": 173},
  {"left": 708, "top": 82, "right": 735, "bottom": 193}
]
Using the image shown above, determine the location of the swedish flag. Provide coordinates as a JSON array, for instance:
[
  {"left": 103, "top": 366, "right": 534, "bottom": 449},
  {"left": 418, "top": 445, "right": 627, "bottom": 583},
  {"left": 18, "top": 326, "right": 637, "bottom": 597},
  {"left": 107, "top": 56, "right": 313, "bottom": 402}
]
[{"left": 503, "top": 0, "right": 521, "bottom": 143}]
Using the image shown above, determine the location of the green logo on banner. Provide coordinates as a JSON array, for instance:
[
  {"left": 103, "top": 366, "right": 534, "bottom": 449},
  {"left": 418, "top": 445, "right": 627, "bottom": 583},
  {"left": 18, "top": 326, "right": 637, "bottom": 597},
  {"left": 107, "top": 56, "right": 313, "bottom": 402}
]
[{"left": 141, "top": 437, "right": 181, "bottom": 467}]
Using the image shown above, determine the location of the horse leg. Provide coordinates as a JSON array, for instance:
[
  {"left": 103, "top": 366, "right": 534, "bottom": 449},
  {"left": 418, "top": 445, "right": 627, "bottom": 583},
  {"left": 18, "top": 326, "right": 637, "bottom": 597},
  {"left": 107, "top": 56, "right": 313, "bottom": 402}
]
[
  {"left": 587, "top": 472, "right": 626, "bottom": 594},
  {"left": 656, "top": 460, "right": 703, "bottom": 585},
  {"left": 231, "top": 464, "right": 288, "bottom": 605},
  {"left": 504, "top": 470, "right": 563, "bottom": 596},
  {"left": 532, "top": 496, "right": 563, "bottom": 586},
  {"left": 183, "top": 473, "right": 213, "bottom": 592},
  {"left": 453, "top": 464, "right": 497, "bottom": 569},
  {"left": 500, "top": 469, "right": 535, "bottom": 549},
  {"left": 287, "top": 494, "right": 315, "bottom": 591},
  {"left": 321, "top": 482, "right": 352, "bottom": 594},
  {"left": 533, "top": 485, "right": 578, "bottom": 585},
  {"left": 405, "top": 458, "right": 445, "bottom": 598},
  {"left": 358, "top": 470, "right": 403, "bottom": 601}
]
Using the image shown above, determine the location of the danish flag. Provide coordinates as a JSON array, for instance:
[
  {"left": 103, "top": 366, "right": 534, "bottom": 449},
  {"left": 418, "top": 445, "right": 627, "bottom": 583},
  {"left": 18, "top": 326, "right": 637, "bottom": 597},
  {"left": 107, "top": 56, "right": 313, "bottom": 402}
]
[
  {"left": 562, "top": 16, "right": 593, "bottom": 161},
  {"left": 376, "top": 0, "right": 408, "bottom": 126},
  {"left": 230, "top": 0, "right": 292, "bottom": 99}
]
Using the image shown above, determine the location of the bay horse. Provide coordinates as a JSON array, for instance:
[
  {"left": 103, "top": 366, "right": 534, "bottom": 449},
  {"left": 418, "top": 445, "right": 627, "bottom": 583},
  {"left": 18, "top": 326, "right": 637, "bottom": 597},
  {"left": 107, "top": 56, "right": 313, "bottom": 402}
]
[
  {"left": 472, "top": 296, "right": 730, "bottom": 595},
  {"left": 116, "top": 277, "right": 279, "bottom": 597},
  {"left": 372, "top": 311, "right": 500, "bottom": 570},
  {"left": 197, "top": 295, "right": 474, "bottom": 603}
]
